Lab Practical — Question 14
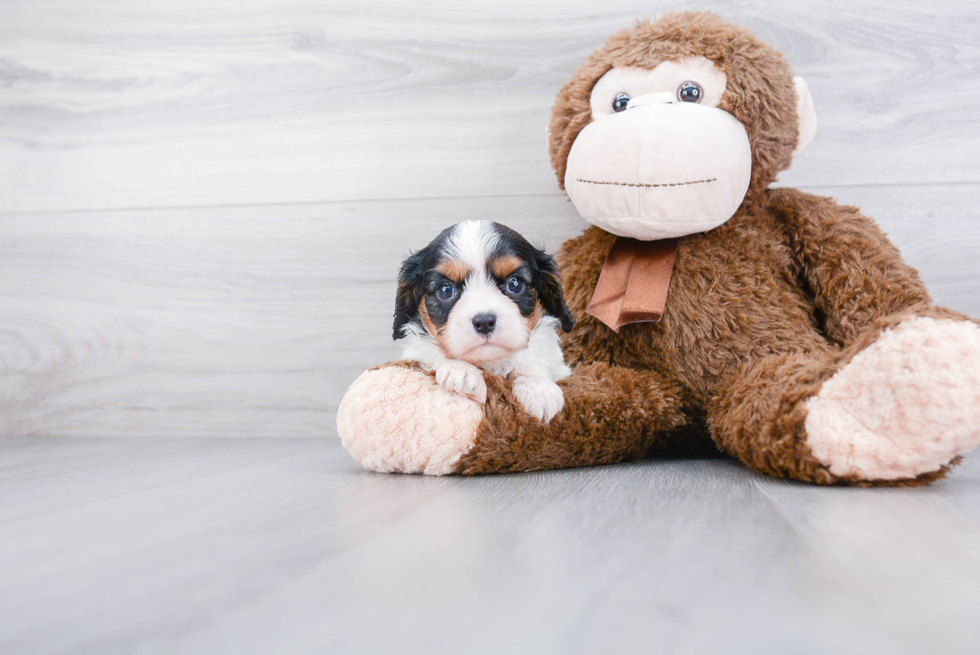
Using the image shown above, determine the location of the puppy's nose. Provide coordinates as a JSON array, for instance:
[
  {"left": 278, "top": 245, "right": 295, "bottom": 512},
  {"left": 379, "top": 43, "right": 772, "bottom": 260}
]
[{"left": 472, "top": 313, "right": 497, "bottom": 335}]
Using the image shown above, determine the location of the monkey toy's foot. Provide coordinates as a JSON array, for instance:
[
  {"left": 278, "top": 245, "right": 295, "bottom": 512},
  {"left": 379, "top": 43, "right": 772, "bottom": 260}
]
[
  {"left": 337, "top": 363, "right": 482, "bottom": 475},
  {"left": 805, "top": 317, "right": 980, "bottom": 480}
]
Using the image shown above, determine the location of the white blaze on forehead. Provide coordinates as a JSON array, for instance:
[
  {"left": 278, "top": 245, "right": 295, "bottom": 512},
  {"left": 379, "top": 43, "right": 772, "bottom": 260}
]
[
  {"left": 440, "top": 220, "right": 530, "bottom": 363},
  {"left": 446, "top": 220, "right": 499, "bottom": 272}
]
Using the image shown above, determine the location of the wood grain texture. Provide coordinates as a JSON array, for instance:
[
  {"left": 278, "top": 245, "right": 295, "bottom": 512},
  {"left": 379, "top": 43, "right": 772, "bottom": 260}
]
[
  {"left": 1, "top": 437, "right": 978, "bottom": 654},
  {"left": 0, "top": 195, "right": 588, "bottom": 437},
  {"left": 1, "top": 0, "right": 978, "bottom": 213},
  {"left": 3, "top": 5, "right": 980, "bottom": 652},
  {"left": 3, "top": 1, "right": 979, "bottom": 437},
  {"left": 1, "top": 185, "right": 978, "bottom": 438}
]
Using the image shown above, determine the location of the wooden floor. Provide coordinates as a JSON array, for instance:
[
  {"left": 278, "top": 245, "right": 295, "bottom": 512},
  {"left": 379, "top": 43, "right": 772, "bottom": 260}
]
[
  {"left": 1, "top": 437, "right": 978, "bottom": 654},
  {"left": 3, "top": 1, "right": 980, "bottom": 652}
]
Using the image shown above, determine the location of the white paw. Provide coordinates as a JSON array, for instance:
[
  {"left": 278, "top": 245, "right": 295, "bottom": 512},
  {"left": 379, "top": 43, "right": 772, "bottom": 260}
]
[
  {"left": 435, "top": 360, "right": 487, "bottom": 404},
  {"left": 805, "top": 317, "right": 980, "bottom": 480},
  {"left": 512, "top": 375, "right": 565, "bottom": 423}
]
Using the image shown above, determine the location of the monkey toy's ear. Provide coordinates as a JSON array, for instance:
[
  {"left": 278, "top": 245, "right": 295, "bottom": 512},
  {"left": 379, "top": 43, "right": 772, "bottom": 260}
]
[
  {"left": 792, "top": 76, "right": 818, "bottom": 158},
  {"left": 392, "top": 249, "right": 428, "bottom": 340},
  {"left": 533, "top": 251, "right": 575, "bottom": 333}
]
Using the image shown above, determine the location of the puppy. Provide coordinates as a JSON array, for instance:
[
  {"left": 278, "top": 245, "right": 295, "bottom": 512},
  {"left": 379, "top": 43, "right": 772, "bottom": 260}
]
[{"left": 393, "top": 220, "right": 576, "bottom": 422}]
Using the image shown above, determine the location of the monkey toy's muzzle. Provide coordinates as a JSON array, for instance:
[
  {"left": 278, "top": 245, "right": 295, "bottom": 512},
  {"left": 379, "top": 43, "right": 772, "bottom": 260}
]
[{"left": 564, "top": 95, "right": 752, "bottom": 241}]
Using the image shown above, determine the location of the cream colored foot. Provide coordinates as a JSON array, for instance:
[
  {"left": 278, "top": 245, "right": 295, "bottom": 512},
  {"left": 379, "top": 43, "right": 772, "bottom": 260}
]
[
  {"left": 806, "top": 317, "right": 980, "bottom": 480},
  {"left": 337, "top": 365, "right": 482, "bottom": 475}
]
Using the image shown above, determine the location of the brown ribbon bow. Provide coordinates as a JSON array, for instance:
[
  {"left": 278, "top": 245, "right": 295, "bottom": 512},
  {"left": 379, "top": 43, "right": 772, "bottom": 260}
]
[{"left": 586, "top": 237, "right": 680, "bottom": 333}]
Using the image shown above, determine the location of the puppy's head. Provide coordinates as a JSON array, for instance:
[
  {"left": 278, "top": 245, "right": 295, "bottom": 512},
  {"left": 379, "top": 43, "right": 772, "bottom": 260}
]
[{"left": 393, "top": 221, "right": 574, "bottom": 364}]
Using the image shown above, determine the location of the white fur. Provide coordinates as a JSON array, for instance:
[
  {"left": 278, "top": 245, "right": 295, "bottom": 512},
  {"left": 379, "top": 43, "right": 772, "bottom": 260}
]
[
  {"left": 399, "top": 321, "right": 445, "bottom": 367},
  {"left": 443, "top": 270, "right": 530, "bottom": 361},
  {"left": 435, "top": 359, "right": 487, "bottom": 404},
  {"left": 445, "top": 220, "right": 497, "bottom": 273},
  {"left": 511, "top": 375, "right": 566, "bottom": 424},
  {"left": 399, "top": 221, "right": 571, "bottom": 423},
  {"left": 401, "top": 313, "right": 571, "bottom": 423}
]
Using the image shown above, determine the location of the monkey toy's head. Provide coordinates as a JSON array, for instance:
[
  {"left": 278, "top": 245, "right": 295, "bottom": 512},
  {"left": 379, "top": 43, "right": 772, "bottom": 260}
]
[{"left": 548, "top": 12, "right": 817, "bottom": 241}]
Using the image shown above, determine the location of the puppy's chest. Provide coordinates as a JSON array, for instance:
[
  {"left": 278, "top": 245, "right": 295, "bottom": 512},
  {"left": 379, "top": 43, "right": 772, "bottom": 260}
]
[{"left": 478, "top": 357, "right": 517, "bottom": 378}]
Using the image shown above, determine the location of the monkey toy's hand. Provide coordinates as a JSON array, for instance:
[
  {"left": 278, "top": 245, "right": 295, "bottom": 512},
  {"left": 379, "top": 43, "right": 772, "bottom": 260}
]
[{"left": 435, "top": 360, "right": 488, "bottom": 404}]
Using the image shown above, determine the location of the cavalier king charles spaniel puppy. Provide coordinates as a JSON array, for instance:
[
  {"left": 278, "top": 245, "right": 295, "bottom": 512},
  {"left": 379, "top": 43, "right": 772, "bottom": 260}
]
[{"left": 393, "top": 220, "right": 575, "bottom": 422}]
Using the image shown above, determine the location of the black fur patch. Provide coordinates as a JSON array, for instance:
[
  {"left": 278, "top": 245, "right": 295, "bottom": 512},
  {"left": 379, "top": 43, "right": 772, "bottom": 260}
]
[
  {"left": 488, "top": 222, "right": 576, "bottom": 332},
  {"left": 422, "top": 270, "right": 462, "bottom": 328},
  {"left": 393, "top": 221, "right": 576, "bottom": 341},
  {"left": 392, "top": 225, "right": 454, "bottom": 340},
  {"left": 490, "top": 261, "right": 536, "bottom": 317}
]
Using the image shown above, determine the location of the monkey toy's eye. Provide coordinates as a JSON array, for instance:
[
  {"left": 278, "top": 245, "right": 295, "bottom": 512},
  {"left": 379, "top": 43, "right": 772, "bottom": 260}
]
[
  {"left": 612, "top": 92, "right": 631, "bottom": 112},
  {"left": 506, "top": 277, "right": 525, "bottom": 294},
  {"left": 436, "top": 282, "right": 457, "bottom": 302},
  {"left": 677, "top": 81, "right": 703, "bottom": 103}
]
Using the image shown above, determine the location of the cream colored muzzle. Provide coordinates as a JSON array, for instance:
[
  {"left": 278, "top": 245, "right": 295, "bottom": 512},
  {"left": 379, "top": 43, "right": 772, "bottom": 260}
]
[{"left": 564, "top": 92, "right": 752, "bottom": 241}]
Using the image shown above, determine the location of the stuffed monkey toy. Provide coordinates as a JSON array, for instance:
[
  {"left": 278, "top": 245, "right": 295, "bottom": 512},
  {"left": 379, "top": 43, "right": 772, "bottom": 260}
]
[{"left": 338, "top": 12, "right": 980, "bottom": 485}]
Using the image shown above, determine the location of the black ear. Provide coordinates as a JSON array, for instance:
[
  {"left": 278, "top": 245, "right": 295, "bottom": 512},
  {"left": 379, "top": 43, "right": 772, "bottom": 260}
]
[
  {"left": 533, "top": 251, "right": 575, "bottom": 333},
  {"left": 393, "top": 249, "right": 428, "bottom": 340}
]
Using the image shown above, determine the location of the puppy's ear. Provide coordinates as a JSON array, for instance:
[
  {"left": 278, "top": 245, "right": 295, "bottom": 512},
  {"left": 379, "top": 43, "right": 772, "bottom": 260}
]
[
  {"left": 393, "top": 249, "right": 428, "bottom": 340},
  {"left": 533, "top": 251, "right": 575, "bottom": 333}
]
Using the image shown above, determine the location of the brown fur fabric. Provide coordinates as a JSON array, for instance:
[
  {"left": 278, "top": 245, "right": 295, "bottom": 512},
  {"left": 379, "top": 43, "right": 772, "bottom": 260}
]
[
  {"left": 460, "top": 362, "right": 719, "bottom": 474},
  {"left": 454, "top": 12, "right": 975, "bottom": 485},
  {"left": 459, "top": 190, "right": 947, "bottom": 484}
]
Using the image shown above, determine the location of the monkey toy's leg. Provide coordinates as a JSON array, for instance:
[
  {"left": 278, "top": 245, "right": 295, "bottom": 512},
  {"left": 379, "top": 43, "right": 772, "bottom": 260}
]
[
  {"left": 338, "top": 361, "right": 693, "bottom": 475},
  {"left": 708, "top": 305, "right": 980, "bottom": 485},
  {"left": 749, "top": 188, "right": 980, "bottom": 483}
]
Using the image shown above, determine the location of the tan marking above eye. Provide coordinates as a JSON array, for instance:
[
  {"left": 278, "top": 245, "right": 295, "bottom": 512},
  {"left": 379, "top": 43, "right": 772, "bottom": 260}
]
[
  {"left": 435, "top": 259, "right": 470, "bottom": 283},
  {"left": 488, "top": 254, "right": 523, "bottom": 280}
]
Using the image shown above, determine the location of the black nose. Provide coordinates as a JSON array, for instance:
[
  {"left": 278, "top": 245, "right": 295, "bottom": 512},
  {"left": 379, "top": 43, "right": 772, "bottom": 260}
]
[{"left": 472, "top": 313, "right": 496, "bottom": 335}]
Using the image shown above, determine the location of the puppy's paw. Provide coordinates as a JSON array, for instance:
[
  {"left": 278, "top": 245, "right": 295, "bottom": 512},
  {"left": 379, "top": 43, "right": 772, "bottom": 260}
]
[
  {"left": 435, "top": 360, "right": 487, "bottom": 404},
  {"left": 512, "top": 376, "right": 565, "bottom": 423}
]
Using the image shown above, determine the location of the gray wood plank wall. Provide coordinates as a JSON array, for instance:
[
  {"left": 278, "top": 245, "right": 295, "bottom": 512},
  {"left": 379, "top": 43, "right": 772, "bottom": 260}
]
[{"left": 2, "top": 0, "right": 979, "bottom": 437}]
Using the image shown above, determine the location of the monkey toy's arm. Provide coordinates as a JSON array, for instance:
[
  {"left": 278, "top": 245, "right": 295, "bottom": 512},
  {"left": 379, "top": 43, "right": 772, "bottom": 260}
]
[
  {"left": 768, "top": 187, "right": 932, "bottom": 345},
  {"left": 337, "top": 359, "right": 697, "bottom": 475}
]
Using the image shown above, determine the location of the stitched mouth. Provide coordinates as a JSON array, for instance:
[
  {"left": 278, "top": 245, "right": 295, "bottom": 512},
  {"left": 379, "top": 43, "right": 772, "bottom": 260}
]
[{"left": 576, "top": 177, "right": 717, "bottom": 188}]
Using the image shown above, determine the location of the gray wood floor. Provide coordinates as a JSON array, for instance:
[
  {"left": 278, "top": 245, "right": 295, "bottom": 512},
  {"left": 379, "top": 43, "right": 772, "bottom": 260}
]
[
  {"left": 3, "top": 1, "right": 980, "bottom": 653},
  {"left": 2, "top": 437, "right": 980, "bottom": 654}
]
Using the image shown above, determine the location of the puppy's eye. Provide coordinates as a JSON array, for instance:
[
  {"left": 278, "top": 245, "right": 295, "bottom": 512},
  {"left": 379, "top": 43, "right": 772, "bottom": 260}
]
[
  {"left": 436, "top": 282, "right": 457, "bottom": 302},
  {"left": 612, "top": 92, "right": 630, "bottom": 113},
  {"left": 506, "top": 277, "right": 525, "bottom": 294},
  {"left": 677, "top": 81, "right": 703, "bottom": 103}
]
